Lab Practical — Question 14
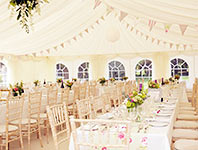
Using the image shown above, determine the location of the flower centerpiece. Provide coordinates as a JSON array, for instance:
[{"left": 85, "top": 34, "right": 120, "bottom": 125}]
[
  {"left": 122, "top": 76, "right": 128, "bottom": 81},
  {"left": 164, "top": 79, "right": 169, "bottom": 85},
  {"left": 126, "top": 89, "right": 148, "bottom": 122},
  {"left": 56, "top": 78, "right": 62, "bottom": 84},
  {"left": 148, "top": 80, "right": 160, "bottom": 89},
  {"left": 98, "top": 77, "right": 106, "bottom": 86},
  {"left": 169, "top": 77, "right": 176, "bottom": 84},
  {"left": 9, "top": 0, "right": 49, "bottom": 33},
  {"left": 65, "top": 80, "right": 73, "bottom": 89},
  {"left": 109, "top": 78, "right": 115, "bottom": 83},
  {"left": 33, "top": 80, "right": 40, "bottom": 87},
  {"left": 174, "top": 74, "right": 180, "bottom": 80},
  {"left": 10, "top": 81, "right": 24, "bottom": 97},
  {"left": 72, "top": 78, "right": 77, "bottom": 82}
]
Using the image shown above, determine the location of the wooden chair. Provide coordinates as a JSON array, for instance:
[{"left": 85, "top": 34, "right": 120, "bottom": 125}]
[
  {"left": 47, "top": 87, "right": 58, "bottom": 106},
  {"left": 90, "top": 96, "right": 105, "bottom": 117},
  {"left": 70, "top": 118, "right": 131, "bottom": 150},
  {"left": 102, "top": 93, "right": 111, "bottom": 112},
  {"left": 76, "top": 98, "right": 93, "bottom": 119},
  {"left": 0, "top": 95, "right": 24, "bottom": 150},
  {"left": 19, "top": 91, "right": 43, "bottom": 150},
  {"left": 46, "top": 103, "right": 70, "bottom": 150},
  {"left": 79, "top": 85, "right": 87, "bottom": 100}
]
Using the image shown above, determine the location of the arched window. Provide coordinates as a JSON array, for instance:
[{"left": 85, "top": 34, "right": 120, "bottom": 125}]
[
  {"left": 108, "top": 61, "right": 125, "bottom": 80},
  {"left": 78, "top": 62, "right": 89, "bottom": 80},
  {"left": 170, "top": 58, "right": 189, "bottom": 80},
  {"left": 0, "top": 62, "right": 7, "bottom": 86},
  {"left": 135, "top": 59, "right": 152, "bottom": 82},
  {"left": 56, "top": 63, "right": 69, "bottom": 80}
]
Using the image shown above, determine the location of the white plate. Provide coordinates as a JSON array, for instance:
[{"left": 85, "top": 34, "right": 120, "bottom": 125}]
[{"left": 149, "top": 122, "right": 168, "bottom": 127}]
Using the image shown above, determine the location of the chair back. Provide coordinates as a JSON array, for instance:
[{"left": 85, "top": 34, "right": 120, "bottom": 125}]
[
  {"left": 90, "top": 96, "right": 105, "bottom": 117},
  {"left": 47, "top": 103, "right": 70, "bottom": 150},
  {"left": 76, "top": 98, "right": 93, "bottom": 119},
  {"left": 70, "top": 118, "right": 131, "bottom": 150},
  {"left": 47, "top": 87, "right": 58, "bottom": 106}
]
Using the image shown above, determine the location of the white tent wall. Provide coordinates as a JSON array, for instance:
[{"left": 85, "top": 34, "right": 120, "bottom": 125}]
[{"left": 3, "top": 52, "right": 197, "bottom": 89}]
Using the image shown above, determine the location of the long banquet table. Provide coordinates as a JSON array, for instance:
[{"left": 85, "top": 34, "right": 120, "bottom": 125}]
[{"left": 69, "top": 83, "right": 186, "bottom": 150}]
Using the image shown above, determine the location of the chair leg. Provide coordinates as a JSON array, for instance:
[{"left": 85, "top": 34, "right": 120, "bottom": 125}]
[
  {"left": 46, "top": 120, "right": 49, "bottom": 144},
  {"left": 28, "top": 131, "right": 31, "bottom": 150},
  {"left": 38, "top": 127, "right": 43, "bottom": 148},
  {"left": 19, "top": 132, "right": 24, "bottom": 150}
]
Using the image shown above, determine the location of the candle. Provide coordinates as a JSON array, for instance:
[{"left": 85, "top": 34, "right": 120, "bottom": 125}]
[
  {"left": 155, "top": 80, "right": 157, "bottom": 83},
  {"left": 162, "top": 78, "right": 164, "bottom": 83}
]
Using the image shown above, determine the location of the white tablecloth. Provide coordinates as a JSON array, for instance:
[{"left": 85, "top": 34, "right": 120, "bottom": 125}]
[{"left": 69, "top": 86, "right": 181, "bottom": 150}]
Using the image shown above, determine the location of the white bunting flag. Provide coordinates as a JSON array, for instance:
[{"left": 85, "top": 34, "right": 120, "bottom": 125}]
[
  {"left": 32, "top": 53, "right": 36, "bottom": 57},
  {"left": 79, "top": 33, "right": 83, "bottom": 38},
  {"left": 131, "top": 27, "right": 134, "bottom": 32},
  {"left": 54, "top": 46, "right": 58, "bottom": 51},
  {"left": 146, "top": 35, "right": 149, "bottom": 40},
  {"left": 46, "top": 49, "right": 50, "bottom": 53}
]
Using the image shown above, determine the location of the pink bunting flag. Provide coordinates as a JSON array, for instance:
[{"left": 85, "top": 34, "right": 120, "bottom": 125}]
[
  {"left": 164, "top": 24, "right": 171, "bottom": 33},
  {"left": 179, "top": 24, "right": 188, "bottom": 35},
  {"left": 157, "top": 40, "right": 160, "bottom": 45},
  {"left": 119, "top": 11, "right": 128, "bottom": 22},
  {"left": 73, "top": 37, "right": 77, "bottom": 41},
  {"left": 151, "top": 38, "right": 155, "bottom": 43},
  {"left": 60, "top": 43, "right": 64, "bottom": 48},
  {"left": 183, "top": 44, "right": 187, "bottom": 50},
  {"left": 46, "top": 49, "right": 50, "bottom": 53},
  {"left": 148, "top": 20, "right": 156, "bottom": 31},
  {"left": 93, "top": 0, "right": 101, "bottom": 9},
  {"left": 170, "top": 43, "right": 173, "bottom": 48},
  {"left": 163, "top": 41, "right": 167, "bottom": 45}
]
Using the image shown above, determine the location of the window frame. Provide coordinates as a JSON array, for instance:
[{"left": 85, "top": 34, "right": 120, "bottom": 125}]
[
  {"left": 56, "top": 63, "right": 69, "bottom": 80},
  {"left": 108, "top": 60, "right": 126, "bottom": 80},
  {"left": 77, "top": 62, "right": 89, "bottom": 80}
]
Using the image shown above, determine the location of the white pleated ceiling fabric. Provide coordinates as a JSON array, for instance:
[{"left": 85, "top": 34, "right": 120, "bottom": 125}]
[{"left": 0, "top": 0, "right": 198, "bottom": 56}]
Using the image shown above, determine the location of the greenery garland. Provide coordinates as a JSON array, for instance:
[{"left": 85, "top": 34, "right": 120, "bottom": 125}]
[{"left": 9, "top": 0, "right": 49, "bottom": 33}]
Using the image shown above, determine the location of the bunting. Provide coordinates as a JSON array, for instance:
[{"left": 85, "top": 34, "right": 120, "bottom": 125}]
[
  {"left": 179, "top": 24, "right": 188, "bottom": 35},
  {"left": 164, "top": 24, "right": 171, "bottom": 33},
  {"left": 119, "top": 11, "right": 128, "bottom": 22},
  {"left": 148, "top": 20, "right": 156, "bottom": 31},
  {"left": 93, "top": 0, "right": 101, "bottom": 9}
]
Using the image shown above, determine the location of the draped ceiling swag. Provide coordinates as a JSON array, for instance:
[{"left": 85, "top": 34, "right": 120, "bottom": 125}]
[{"left": 0, "top": 0, "right": 198, "bottom": 56}]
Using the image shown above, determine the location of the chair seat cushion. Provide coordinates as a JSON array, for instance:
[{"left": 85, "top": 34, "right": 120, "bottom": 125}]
[
  {"left": 32, "top": 113, "right": 47, "bottom": 119},
  {"left": 174, "top": 139, "right": 198, "bottom": 150},
  {"left": 173, "top": 129, "right": 198, "bottom": 140},
  {"left": 177, "top": 114, "right": 198, "bottom": 121},
  {"left": 179, "top": 102, "right": 192, "bottom": 107},
  {"left": 11, "top": 118, "right": 37, "bottom": 125},
  {"left": 174, "top": 121, "right": 198, "bottom": 129},
  {"left": 179, "top": 111, "right": 197, "bottom": 115},
  {"left": 180, "top": 107, "right": 195, "bottom": 111},
  {"left": 0, "top": 125, "right": 18, "bottom": 133}
]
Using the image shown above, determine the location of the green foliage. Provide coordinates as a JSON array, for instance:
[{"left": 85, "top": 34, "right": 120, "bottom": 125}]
[{"left": 9, "top": 0, "right": 49, "bottom": 33}]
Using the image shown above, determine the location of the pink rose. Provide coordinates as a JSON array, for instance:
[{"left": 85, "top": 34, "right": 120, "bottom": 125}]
[
  {"left": 14, "top": 88, "right": 18, "bottom": 91},
  {"left": 157, "top": 110, "right": 160, "bottom": 114},
  {"left": 118, "top": 132, "right": 125, "bottom": 139},
  {"left": 129, "top": 138, "right": 132, "bottom": 143},
  {"left": 142, "top": 137, "right": 148, "bottom": 143},
  {"left": 102, "top": 147, "right": 107, "bottom": 150}
]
